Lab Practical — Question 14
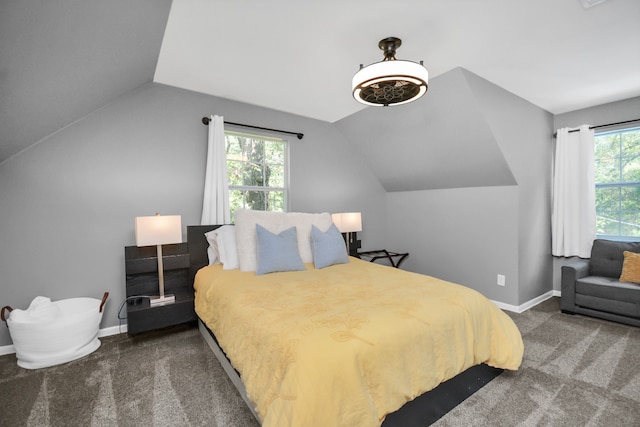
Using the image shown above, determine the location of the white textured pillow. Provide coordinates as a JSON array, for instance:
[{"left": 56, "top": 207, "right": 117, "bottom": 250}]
[
  {"left": 234, "top": 209, "right": 333, "bottom": 272},
  {"left": 205, "top": 225, "right": 239, "bottom": 270},
  {"left": 216, "top": 225, "right": 239, "bottom": 270}
]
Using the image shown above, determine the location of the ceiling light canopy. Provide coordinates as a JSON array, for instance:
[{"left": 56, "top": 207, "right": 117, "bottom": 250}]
[{"left": 352, "top": 37, "right": 428, "bottom": 107}]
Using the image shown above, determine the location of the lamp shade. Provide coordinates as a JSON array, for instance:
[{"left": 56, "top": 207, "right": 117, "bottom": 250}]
[
  {"left": 135, "top": 215, "right": 182, "bottom": 247},
  {"left": 331, "top": 212, "right": 362, "bottom": 233},
  {"left": 352, "top": 37, "right": 428, "bottom": 107},
  {"left": 352, "top": 60, "right": 428, "bottom": 106}
]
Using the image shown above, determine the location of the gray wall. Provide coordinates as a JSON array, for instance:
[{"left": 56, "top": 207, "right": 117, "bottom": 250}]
[
  {"left": 554, "top": 96, "right": 640, "bottom": 131},
  {"left": 386, "top": 186, "right": 520, "bottom": 303},
  {"left": 551, "top": 96, "right": 640, "bottom": 291},
  {"left": 463, "top": 70, "right": 554, "bottom": 305},
  {"left": 0, "top": 83, "right": 387, "bottom": 347},
  {"left": 335, "top": 69, "right": 517, "bottom": 192},
  {"left": 3, "top": 77, "right": 634, "bottom": 348},
  {"left": 338, "top": 68, "right": 553, "bottom": 307}
]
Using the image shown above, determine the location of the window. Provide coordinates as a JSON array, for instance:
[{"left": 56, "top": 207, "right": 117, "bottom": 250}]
[
  {"left": 594, "top": 126, "right": 640, "bottom": 239},
  {"left": 225, "top": 131, "right": 288, "bottom": 217}
]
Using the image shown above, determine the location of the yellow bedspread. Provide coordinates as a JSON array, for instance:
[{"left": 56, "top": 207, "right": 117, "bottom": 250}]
[{"left": 194, "top": 257, "right": 523, "bottom": 427}]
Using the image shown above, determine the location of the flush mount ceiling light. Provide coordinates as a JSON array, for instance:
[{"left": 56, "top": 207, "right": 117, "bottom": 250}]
[{"left": 352, "top": 37, "right": 428, "bottom": 107}]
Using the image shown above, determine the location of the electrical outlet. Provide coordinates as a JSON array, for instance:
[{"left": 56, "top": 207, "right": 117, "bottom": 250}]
[{"left": 497, "top": 274, "right": 506, "bottom": 286}]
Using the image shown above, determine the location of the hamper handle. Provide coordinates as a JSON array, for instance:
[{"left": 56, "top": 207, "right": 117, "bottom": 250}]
[
  {"left": 99, "top": 292, "right": 109, "bottom": 313},
  {"left": 1, "top": 306, "right": 12, "bottom": 325}
]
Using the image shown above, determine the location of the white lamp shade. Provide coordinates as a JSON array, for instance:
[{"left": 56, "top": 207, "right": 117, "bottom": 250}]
[
  {"left": 135, "top": 215, "right": 182, "bottom": 247},
  {"left": 352, "top": 60, "right": 428, "bottom": 106},
  {"left": 352, "top": 60, "right": 428, "bottom": 90},
  {"left": 332, "top": 212, "right": 362, "bottom": 233}
]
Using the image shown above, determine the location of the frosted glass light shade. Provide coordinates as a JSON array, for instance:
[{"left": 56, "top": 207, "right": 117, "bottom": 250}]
[
  {"left": 332, "top": 212, "right": 362, "bottom": 233},
  {"left": 352, "top": 60, "right": 428, "bottom": 106},
  {"left": 135, "top": 215, "right": 182, "bottom": 247}
]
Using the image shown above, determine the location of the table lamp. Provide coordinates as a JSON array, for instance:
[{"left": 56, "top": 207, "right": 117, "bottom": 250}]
[
  {"left": 135, "top": 214, "right": 182, "bottom": 307},
  {"left": 331, "top": 212, "right": 362, "bottom": 255}
]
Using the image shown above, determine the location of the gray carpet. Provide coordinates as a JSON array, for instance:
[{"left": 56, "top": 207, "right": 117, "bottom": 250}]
[
  {"left": 0, "top": 324, "right": 259, "bottom": 427},
  {"left": 435, "top": 298, "right": 640, "bottom": 426},
  {"left": 1, "top": 297, "right": 639, "bottom": 426}
]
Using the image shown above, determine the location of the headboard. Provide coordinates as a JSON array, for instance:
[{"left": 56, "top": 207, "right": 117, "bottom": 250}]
[{"left": 187, "top": 224, "right": 222, "bottom": 283}]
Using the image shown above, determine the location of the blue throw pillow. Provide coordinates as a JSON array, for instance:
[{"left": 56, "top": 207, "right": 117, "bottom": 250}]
[
  {"left": 256, "top": 224, "right": 305, "bottom": 275},
  {"left": 311, "top": 223, "right": 349, "bottom": 269}
]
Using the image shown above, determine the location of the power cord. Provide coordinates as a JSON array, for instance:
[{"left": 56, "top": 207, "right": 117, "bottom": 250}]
[{"left": 117, "top": 295, "right": 151, "bottom": 333}]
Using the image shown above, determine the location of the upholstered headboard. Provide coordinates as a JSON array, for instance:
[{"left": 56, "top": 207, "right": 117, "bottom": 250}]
[{"left": 187, "top": 225, "right": 222, "bottom": 283}]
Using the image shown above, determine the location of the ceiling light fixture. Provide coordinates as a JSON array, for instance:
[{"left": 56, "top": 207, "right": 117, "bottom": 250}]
[{"left": 352, "top": 37, "right": 428, "bottom": 107}]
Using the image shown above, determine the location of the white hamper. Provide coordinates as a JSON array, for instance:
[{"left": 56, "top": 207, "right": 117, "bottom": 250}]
[{"left": 1, "top": 292, "right": 109, "bottom": 369}]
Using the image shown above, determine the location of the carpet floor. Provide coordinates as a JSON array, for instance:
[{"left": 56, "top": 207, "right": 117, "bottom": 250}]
[
  {"left": 435, "top": 298, "right": 640, "bottom": 426},
  {"left": 1, "top": 297, "right": 639, "bottom": 426}
]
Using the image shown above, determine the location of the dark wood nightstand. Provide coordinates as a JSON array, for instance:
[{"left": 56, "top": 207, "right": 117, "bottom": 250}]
[
  {"left": 124, "top": 243, "right": 196, "bottom": 335},
  {"left": 358, "top": 249, "right": 409, "bottom": 268}
]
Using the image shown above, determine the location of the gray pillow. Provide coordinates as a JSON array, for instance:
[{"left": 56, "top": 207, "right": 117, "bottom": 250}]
[
  {"left": 311, "top": 223, "right": 349, "bottom": 269},
  {"left": 255, "top": 224, "right": 305, "bottom": 275}
]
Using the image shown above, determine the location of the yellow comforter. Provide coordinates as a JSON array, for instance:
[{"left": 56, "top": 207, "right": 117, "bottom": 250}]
[{"left": 194, "top": 257, "right": 523, "bottom": 427}]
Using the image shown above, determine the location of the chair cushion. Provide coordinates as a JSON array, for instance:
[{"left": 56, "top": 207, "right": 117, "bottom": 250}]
[
  {"left": 576, "top": 276, "right": 640, "bottom": 304},
  {"left": 589, "top": 239, "right": 640, "bottom": 278}
]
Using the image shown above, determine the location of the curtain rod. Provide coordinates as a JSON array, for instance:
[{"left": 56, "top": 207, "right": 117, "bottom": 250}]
[
  {"left": 201, "top": 117, "right": 303, "bottom": 140},
  {"left": 553, "top": 118, "right": 640, "bottom": 138}
]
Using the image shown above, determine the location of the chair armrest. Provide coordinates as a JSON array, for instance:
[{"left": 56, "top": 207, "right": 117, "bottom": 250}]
[
  {"left": 561, "top": 259, "right": 589, "bottom": 311},
  {"left": 564, "top": 259, "right": 590, "bottom": 278}
]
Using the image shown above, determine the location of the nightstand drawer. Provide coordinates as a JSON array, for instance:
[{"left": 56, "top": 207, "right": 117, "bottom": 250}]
[{"left": 126, "top": 291, "right": 196, "bottom": 334}]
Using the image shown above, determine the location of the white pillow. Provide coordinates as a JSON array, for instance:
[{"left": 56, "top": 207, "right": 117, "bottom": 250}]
[
  {"left": 216, "top": 225, "right": 239, "bottom": 270},
  {"left": 205, "top": 229, "right": 221, "bottom": 265},
  {"left": 205, "top": 225, "right": 239, "bottom": 270},
  {"left": 234, "top": 209, "right": 333, "bottom": 272}
]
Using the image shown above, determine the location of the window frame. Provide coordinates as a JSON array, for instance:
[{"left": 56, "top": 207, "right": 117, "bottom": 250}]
[
  {"left": 594, "top": 125, "right": 640, "bottom": 240},
  {"left": 224, "top": 130, "right": 290, "bottom": 215}
]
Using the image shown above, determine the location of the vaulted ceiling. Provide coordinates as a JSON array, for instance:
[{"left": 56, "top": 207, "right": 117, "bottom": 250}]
[
  {"left": 2, "top": 0, "right": 639, "bottom": 164},
  {"left": 0, "top": 0, "right": 172, "bottom": 163}
]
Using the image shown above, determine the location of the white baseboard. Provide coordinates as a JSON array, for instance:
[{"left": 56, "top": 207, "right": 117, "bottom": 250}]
[
  {"left": 0, "top": 345, "right": 15, "bottom": 356},
  {"left": 0, "top": 323, "right": 127, "bottom": 356},
  {"left": 491, "top": 290, "right": 561, "bottom": 314},
  {"left": 98, "top": 324, "right": 127, "bottom": 337}
]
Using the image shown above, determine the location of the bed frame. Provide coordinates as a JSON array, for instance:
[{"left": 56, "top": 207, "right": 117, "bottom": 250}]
[{"left": 187, "top": 225, "right": 502, "bottom": 426}]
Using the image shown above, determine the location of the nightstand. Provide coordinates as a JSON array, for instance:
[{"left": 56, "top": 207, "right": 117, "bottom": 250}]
[
  {"left": 124, "top": 243, "right": 196, "bottom": 335},
  {"left": 358, "top": 249, "right": 409, "bottom": 268}
]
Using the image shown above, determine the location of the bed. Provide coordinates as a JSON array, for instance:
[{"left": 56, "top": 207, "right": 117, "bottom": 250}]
[{"left": 187, "top": 213, "right": 523, "bottom": 427}]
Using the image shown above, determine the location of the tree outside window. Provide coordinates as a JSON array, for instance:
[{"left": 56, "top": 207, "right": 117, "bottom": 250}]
[
  {"left": 225, "top": 131, "right": 287, "bottom": 220},
  {"left": 594, "top": 127, "right": 640, "bottom": 239}
]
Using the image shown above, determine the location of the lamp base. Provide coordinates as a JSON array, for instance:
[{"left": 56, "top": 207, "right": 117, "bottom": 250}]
[{"left": 149, "top": 294, "right": 175, "bottom": 307}]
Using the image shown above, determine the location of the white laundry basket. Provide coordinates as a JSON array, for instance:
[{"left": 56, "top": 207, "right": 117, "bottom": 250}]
[{"left": 1, "top": 292, "right": 109, "bottom": 369}]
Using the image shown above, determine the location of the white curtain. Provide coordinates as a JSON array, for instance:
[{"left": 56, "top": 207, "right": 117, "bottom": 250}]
[
  {"left": 201, "top": 115, "right": 231, "bottom": 225},
  {"left": 552, "top": 125, "right": 596, "bottom": 258}
]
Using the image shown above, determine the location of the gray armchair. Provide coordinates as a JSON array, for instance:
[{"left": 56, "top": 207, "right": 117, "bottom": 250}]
[{"left": 561, "top": 239, "right": 640, "bottom": 327}]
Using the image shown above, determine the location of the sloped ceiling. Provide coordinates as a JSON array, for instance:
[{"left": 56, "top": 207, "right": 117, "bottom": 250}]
[
  {"left": 2, "top": 0, "right": 639, "bottom": 168},
  {"left": 0, "top": 0, "right": 172, "bottom": 163},
  {"left": 155, "top": 0, "right": 640, "bottom": 123},
  {"left": 335, "top": 68, "right": 517, "bottom": 192}
]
